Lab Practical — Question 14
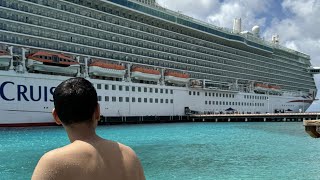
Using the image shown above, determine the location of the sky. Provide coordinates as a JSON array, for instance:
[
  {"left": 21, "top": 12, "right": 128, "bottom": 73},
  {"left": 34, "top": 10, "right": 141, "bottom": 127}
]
[{"left": 156, "top": 0, "right": 320, "bottom": 111}]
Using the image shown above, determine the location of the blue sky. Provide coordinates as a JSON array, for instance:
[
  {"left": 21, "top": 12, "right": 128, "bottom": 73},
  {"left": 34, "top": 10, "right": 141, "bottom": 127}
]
[{"left": 156, "top": 0, "right": 320, "bottom": 111}]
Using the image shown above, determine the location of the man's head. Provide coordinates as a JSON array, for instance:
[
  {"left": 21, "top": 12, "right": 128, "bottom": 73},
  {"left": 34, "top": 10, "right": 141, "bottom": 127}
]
[{"left": 53, "top": 77, "right": 99, "bottom": 126}]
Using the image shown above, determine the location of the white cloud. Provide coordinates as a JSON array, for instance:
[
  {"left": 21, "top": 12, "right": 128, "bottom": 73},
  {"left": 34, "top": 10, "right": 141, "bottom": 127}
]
[
  {"left": 156, "top": 0, "right": 220, "bottom": 20},
  {"left": 206, "top": 0, "right": 269, "bottom": 30}
]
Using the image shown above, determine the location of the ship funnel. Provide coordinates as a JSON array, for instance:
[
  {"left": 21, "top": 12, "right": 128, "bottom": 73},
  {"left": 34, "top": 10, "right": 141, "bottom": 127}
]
[
  {"left": 233, "top": 18, "right": 242, "bottom": 33},
  {"left": 272, "top": 35, "right": 280, "bottom": 44}
]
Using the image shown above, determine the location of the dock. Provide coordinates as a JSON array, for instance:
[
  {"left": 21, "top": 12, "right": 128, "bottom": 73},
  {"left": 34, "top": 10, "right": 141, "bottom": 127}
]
[
  {"left": 304, "top": 120, "right": 320, "bottom": 138},
  {"left": 99, "top": 113, "right": 320, "bottom": 125}
]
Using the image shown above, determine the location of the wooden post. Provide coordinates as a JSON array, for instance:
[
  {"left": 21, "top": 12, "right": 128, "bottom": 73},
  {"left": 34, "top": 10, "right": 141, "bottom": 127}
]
[{"left": 303, "top": 120, "right": 320, "bottom": 138}]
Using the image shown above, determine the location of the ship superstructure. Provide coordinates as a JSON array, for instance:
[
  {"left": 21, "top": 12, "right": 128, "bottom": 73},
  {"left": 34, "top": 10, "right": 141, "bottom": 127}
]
[{"left": 0, "top": 0, "right": 317, "bottom": 126}]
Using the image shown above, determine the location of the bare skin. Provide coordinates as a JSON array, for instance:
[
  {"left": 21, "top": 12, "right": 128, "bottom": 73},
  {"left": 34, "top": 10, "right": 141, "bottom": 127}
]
[{"left": 32, "top": 105, "right": 145, "bottom": 180}]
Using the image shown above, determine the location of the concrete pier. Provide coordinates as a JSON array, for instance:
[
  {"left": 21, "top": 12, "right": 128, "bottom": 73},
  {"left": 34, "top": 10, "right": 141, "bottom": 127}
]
[
  {"left": 98, "top": 113, "right": 320, "bottom": 125},
  {"left": 303, "top": 120, "right": 320, "bottom": 138}
]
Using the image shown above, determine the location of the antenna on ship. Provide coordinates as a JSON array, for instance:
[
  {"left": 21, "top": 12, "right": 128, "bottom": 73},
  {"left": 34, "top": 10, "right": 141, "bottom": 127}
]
[{"left": 272, "top": 35, "right": 280, "bottom": 45}]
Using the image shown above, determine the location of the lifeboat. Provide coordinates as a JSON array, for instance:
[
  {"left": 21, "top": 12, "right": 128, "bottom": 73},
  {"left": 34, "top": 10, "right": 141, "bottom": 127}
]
[
  {"left": 164, "top": 71, "right": 190, "bottom": 85},
  {"left": 27, "top": 51, "right": 80, "bottom": 75},
  {"left": 268, "top": 85, "right": 281, "bottom": 93},
  {"left": 254, "top": 83, "right": 269, "bottom": 92},
  {"left": 89, "top": 60, "right": 126, "bottom": 78},
  {"left": 131, "top": 66, "right": 161, "bottom": 82},
  {"left": 0, "top": 50, "right": 12, "bottom": 67}
]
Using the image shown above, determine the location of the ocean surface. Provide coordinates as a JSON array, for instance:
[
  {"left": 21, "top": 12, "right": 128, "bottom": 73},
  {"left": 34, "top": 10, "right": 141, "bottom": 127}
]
[{"left": 1, "top": 122, "right": 320, "bottom": 180}]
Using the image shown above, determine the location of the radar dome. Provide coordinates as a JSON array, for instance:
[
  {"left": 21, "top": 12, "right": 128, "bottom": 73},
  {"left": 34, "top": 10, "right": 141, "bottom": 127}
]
[{"left": 252, "top": 26, "right": 260, "bottom": 36}]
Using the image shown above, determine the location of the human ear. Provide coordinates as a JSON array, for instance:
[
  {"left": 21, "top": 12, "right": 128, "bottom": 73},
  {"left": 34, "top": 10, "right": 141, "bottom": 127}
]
[
  {"left": 52, "top": 108, "right": 62, "bottom": 125},
  {"left": 94, "top": 103, "right": 101, "bottom": 122}
]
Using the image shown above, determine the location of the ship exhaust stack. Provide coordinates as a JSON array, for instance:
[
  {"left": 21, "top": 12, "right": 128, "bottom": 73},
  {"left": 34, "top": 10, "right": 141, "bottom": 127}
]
[{"left": 233, "top": 18, "right": 242, "bottom": 33}]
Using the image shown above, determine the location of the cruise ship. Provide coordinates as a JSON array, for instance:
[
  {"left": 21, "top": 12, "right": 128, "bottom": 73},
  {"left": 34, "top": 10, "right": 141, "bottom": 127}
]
[{"left": 0, "top": 0, "right": 318, "bottom": 126}]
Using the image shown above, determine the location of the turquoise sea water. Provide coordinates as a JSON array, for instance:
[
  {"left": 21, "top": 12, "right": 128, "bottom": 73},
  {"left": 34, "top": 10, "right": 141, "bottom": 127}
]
[{"left": 1, "top": 122, "right": 320, "bottom": 180}]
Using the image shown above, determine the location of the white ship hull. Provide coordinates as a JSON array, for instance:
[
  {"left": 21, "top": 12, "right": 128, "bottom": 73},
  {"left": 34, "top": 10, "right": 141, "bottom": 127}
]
[
  {"left": 0, "top": 71, "right": 312, "bottom": 126},
  {"left": 0, "top": 55, "right": 12, "bottom": 67},
  {"left": 89, "top": 66, "right": 126, "bottom": 78},
  {"left": 27, "top": 59, "right": 80, "bottom": 76}
]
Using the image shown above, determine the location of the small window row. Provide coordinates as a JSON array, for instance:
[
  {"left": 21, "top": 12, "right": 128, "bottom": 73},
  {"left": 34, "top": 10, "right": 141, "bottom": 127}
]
[
  {"left": 98, "top": 96, "right": 174, "bottom": 104},
  {"left": 189, "top": 91, "right": 200, "bottom": 96},
  {"left": 244, "top": 95, "right": 267, "bottom": 100},
  {"left": 96, "top": 84, "right": 173, "bottom": 94},
  {"left": 205, "top": 92, "right": 235, "bottom": 98},
  {"left": 205, "top": 101, "right": 265, "bottom": 107}
]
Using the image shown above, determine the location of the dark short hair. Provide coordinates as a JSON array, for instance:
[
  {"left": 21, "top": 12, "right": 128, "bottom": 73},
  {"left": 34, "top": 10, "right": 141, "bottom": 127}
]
[{"left": 53, "top": 77, "right": 98, "bottom": 125}]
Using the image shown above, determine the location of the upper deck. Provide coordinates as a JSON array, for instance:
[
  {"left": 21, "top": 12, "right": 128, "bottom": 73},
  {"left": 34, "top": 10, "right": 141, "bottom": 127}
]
[{"left": 106, "top": 0, "right": 309, "bottom": 59}]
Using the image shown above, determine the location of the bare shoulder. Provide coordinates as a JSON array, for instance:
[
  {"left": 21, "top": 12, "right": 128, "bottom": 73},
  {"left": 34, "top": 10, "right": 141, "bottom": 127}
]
[
  {"left": 31, "top": 144, "right": 88, "bottom": 180},
  {"left": 117, "top": 143, "right": 146, "bottom": 180},
  {"left": 118, "top": 143, "right": 137, "bottom": 158},
  {"left": 31, "top": 149, "right": 67, "bottom": 180}
]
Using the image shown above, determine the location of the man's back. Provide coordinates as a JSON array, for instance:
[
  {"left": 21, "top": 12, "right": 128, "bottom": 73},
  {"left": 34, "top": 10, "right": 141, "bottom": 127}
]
[{"left": 32, "top": 138, "right": 145, "bottom": 180}]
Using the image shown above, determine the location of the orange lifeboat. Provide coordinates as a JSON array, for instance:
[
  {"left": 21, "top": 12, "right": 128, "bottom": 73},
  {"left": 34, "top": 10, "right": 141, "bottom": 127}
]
[
  {"left": 254, "top": 83, "right": 269, "bottom": 92},
  {"left": 89, "top": 60, "right": 126, "bottom": 78},
  {"left": 0, "top": 49, "right": 12, "bottom": 67},
  {"left": 164, "top": 70, "right": 190, "bottom": 84},
  {"left": 27, "top": 51, "right": 80, "bottom": 75},
  {"left": 268, "top": 85, "right": 281, "bottom": 93},
  {"left": 131, "top": 66, "right": 161, "bottom": 82}
]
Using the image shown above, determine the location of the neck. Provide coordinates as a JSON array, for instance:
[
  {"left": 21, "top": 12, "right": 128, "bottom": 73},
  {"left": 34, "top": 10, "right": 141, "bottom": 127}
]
[{"left": 64, "top": 123, "right": 99, "bottom": 143}]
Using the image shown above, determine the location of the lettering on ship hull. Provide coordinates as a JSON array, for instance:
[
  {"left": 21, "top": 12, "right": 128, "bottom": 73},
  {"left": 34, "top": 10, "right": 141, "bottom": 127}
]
[{"left": 0, "top": 81, "right": 55, "bottom": 102}]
